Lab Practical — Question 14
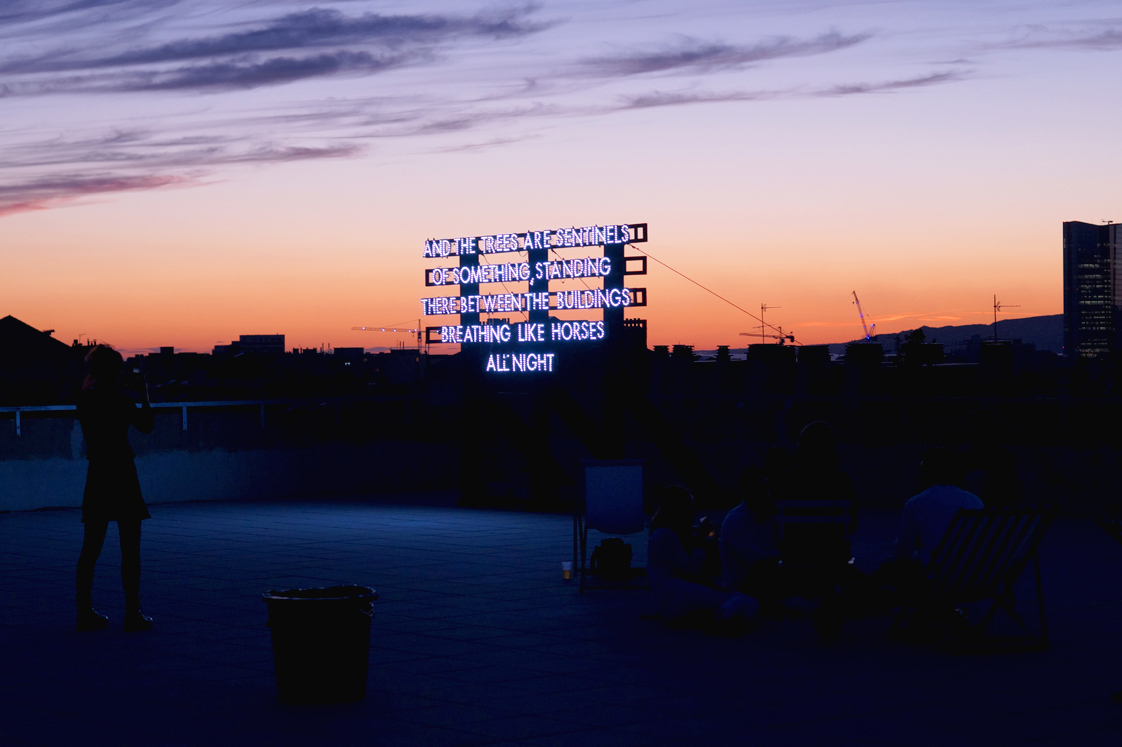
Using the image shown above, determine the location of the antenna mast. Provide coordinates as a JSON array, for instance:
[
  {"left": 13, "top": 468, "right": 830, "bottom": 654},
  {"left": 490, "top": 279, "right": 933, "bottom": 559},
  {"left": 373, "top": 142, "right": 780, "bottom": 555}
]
[
  {"left": 993, "top": 295, "right": 1019, "bottom": 343},
  {"left": 759, "top": 304, "right": 780, "bottom": 345}
]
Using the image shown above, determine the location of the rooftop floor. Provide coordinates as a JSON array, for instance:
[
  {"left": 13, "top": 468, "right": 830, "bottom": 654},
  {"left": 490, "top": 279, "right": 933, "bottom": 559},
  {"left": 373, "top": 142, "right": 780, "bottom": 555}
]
[{"left": 1, "top": 497, "right": 1121, "bottom": 747}]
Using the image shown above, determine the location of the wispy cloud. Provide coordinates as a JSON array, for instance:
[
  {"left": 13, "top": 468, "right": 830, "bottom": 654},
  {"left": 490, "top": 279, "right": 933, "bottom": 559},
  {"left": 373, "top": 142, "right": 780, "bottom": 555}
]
[
  {"left": 577, "top": 32, "right": 871, "bottom": 78},
  {"left": 0, "top": 130, "right": 361, "bottom": 216},
  {"left": 429, "top": 134, "right": 538, "bottom": 154},
  {"left": 3, "top": 6, "right": 542, "bottom": 74},
  {"left": 618, "top": 89, "right": 773, "bottom": 110},
  {"left": 0, "top": 1, "right": 172, "bottom": 27},
  {"left": 0, "top": 173, "right": 188, "bottom": 217},
  {"left": 615, "top": 70, "right": 966, "bottom": 111},
  {"left": 998, "top": 24, "right": 1122, "bottom": 52},
  {"left": 800, "top": 309, "right": 989, "bottom": 329},
  {"left": 821, "top": 70, "right": 966, "bottom": 96},
  {"left": 0, "top": 5, "right": 548, "bottom": 94},
  {"left": 0, "top": 51, "right": 418, "bottom": 95},
  {"left": 1, "top": 129, "right": 361, "bottom": 171}
]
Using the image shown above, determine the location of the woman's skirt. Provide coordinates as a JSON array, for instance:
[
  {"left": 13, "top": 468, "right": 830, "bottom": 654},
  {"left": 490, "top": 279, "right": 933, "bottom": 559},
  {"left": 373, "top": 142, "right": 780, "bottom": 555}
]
[{"left": 82, "top": 459, "right": 151, "bottom": 523}]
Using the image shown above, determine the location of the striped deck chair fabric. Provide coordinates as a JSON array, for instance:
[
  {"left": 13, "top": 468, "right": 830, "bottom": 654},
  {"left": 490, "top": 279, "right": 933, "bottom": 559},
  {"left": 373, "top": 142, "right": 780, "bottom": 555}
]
[
  {"left": 1097, "top": 518, "right": 1122, "bottom": 548},
  {"left": 919, "top": 506, "right": 1057, "bottom": 648}
]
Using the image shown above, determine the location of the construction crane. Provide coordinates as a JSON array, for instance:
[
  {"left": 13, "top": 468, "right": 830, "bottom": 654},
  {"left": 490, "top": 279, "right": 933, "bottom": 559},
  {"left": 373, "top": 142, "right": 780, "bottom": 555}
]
[
  {"left": 740, "top": 327, "right": 795, "bottom": 345},
  {"left": 852, "top": 292, "right": 876, "bottom": 341},
  {"left": 992, "top": 295, "right": 1019, "bottom": 343},
  {"left": 352, "top": 320, "right": 423, "bottom": 348}
]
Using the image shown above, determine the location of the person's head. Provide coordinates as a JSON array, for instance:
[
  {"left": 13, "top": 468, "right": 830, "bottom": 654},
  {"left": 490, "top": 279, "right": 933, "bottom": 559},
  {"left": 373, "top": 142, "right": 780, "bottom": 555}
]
[
  {"left": 85, "top": 345, "right": 123, "bottom": 388},
  {"left": 650, "top": 485, "right": 696, "bottom": 541},
  {"left": 796, "top": 421, "right": 839, "bottom": 472},
  {"left": 919, "top": 447, "right": 965, "bottom": 489}
]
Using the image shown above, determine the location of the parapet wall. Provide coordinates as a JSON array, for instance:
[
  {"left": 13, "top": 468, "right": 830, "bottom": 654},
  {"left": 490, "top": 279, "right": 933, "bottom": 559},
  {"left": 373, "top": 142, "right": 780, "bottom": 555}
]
[
  {"left": 2, "top": 395, "right": 1120, "bottom": 515},
  {"left": 0, "top": 441, "right": 457, "bottom": 512}
]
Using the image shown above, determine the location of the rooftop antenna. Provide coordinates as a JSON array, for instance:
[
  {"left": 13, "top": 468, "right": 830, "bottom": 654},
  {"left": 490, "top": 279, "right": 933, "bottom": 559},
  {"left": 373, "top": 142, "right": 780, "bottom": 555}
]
[
  {"left": 993, "top": 294, "right": 1019, "bottom": 343},
  {"left": 759, "top": 304, "right": 779, "bottom": 345}
]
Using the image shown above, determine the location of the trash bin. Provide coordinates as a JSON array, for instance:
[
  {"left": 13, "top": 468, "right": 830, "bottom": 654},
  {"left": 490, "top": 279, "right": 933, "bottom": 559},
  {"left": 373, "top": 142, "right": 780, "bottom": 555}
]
[{"left": 262, "top": 585, "right": 377, "bottom": 704}]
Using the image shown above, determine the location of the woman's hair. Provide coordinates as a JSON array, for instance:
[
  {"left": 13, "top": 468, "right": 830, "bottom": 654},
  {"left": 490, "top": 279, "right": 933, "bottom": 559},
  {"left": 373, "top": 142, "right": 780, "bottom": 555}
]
[
  {"left": 796, "top": 421, "right": 839, "bottom": 472},
  {"left": 85, "top": 344, "right": 124, "bottom": 384},
  {"left": 649, "top": 485, "right": 696, "bottom": 545}
]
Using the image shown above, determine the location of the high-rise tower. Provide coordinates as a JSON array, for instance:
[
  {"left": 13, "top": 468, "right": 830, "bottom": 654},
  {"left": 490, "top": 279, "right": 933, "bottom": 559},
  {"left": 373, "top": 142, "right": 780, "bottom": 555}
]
[{"left": 1063, "top": 221, "right": 1120, "bottom": 359}]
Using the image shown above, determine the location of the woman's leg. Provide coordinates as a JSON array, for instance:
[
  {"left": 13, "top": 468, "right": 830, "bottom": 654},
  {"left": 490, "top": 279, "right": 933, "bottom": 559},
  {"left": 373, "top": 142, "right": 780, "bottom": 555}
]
[
  {"left": 76, "top": 520, "right": 109, "bottom": 600},
  {"left": 76, "top": 520, "right": 109, "bottom": 630},
  {"left": 118, "top": 519, "right": 152, "bottom": 631},
  {"left": 118, "top": 519, "right": 141, "bottom": 600}
]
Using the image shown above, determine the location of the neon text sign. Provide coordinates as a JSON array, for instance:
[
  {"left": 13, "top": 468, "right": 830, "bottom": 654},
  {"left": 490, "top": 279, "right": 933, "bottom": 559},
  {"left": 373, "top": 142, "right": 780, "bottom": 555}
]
[
  {"left": 420, "top": 222, "right": 647, "bottom": 374},
  {"left": 423, "top": 225, "right": 635, "bottom": 258}
]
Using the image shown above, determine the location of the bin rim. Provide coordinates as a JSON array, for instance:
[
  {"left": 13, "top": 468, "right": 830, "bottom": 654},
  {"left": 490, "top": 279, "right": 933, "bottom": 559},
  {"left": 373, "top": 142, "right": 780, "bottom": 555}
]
[{"left": 262, "top": 584, "right": 377, "bottom": 603}]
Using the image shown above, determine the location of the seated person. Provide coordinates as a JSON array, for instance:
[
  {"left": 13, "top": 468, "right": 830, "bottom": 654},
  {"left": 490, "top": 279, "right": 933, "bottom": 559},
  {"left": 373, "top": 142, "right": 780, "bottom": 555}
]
[
  {"left": 870, "top": 448, "right": 983, "bottom": 632},
  {"left": 771, "top": 422, "right": 857, "bottom": 569},
  {"left": 720, "top": 466, "right": 779, "bottom": 596},
  {"left": 890, "top": 447, "right": 983, "bottom": 572},
  {"left": 769, "top": 423, "right": 859, "bottom": 639},
  {"left": 647, "top": 485, "right": 758, "bottom": 629}
]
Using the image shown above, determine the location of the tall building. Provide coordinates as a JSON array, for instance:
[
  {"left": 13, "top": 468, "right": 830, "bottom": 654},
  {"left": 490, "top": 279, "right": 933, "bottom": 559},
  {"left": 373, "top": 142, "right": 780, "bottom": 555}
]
[{"left": 1063, "top": 221, "right": 1120, "bottom": 358}]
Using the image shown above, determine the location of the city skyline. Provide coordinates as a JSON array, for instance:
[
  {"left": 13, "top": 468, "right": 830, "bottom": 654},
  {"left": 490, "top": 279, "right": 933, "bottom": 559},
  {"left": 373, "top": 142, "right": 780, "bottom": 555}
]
[{"left": 3, "top": 1, "right": 1121, "bottom": 353}]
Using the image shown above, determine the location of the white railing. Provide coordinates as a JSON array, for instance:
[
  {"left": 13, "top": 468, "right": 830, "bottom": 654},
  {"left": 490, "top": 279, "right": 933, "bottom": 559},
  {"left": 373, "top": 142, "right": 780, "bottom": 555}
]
[{"left": 0, "top": 396, "right": 411, "bottom": 436}]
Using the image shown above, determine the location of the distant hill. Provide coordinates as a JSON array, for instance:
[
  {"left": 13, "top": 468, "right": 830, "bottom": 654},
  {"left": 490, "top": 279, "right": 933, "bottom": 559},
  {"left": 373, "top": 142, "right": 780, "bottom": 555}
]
[{"left": 826, "top": 314, "right": 1063, "bottom": 357}]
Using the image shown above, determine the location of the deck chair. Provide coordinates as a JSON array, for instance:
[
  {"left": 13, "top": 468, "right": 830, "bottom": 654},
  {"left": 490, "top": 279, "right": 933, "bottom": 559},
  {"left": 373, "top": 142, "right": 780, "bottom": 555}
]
[
  {"left": 574, "top": 460, "right": 648, "bottom": 593},
  {"left": 1097, "top": 518, "right": 1122, "bottom": 548},
  {"left": 898, "top": 506, "right": 1057, "bottom": 650},
  {"left": 1095, "top": 519, "right": 1122, "bottom": 703}
]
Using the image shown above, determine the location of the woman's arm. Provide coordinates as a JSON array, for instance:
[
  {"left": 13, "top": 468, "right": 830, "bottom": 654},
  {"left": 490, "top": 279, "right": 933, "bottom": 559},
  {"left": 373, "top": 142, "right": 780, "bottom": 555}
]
[{"left": 130, "top": 380, "right": 154, "bottom": 434}]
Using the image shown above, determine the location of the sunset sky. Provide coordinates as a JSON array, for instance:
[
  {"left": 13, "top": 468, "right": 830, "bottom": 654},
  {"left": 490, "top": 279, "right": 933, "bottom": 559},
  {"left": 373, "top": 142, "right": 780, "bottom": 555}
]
[{"left": 3, "top": 0, "right": 1120, "bottom": 354}]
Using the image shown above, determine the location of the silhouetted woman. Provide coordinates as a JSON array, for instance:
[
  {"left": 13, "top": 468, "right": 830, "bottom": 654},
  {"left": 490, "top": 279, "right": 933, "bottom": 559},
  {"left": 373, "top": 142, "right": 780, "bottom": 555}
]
[{"left": 75, "top": 345, "right": 154, "bottom": 632}]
